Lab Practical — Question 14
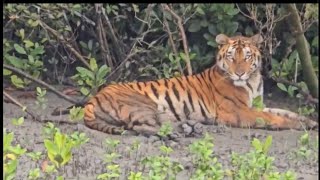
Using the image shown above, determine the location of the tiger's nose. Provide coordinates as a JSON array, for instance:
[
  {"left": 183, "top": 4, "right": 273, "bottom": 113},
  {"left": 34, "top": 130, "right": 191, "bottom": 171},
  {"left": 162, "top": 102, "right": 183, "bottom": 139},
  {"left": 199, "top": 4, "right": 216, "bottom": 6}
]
[{"left": 235, "top": 71, "right": 245, "bottom": 77}]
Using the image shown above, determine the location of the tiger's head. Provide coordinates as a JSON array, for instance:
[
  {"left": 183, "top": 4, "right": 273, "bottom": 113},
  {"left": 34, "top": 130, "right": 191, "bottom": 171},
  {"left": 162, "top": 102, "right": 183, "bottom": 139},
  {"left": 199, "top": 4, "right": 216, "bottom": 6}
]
[{"left": 215, "top": 34, "right": 263, "bottom": 86}]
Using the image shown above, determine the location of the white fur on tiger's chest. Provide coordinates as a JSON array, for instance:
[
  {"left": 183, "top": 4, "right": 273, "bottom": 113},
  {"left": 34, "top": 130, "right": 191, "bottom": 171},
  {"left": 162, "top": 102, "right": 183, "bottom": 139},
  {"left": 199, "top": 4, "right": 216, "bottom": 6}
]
[{"left": 238, "top": 72, "right": 263, "bottom": 108}]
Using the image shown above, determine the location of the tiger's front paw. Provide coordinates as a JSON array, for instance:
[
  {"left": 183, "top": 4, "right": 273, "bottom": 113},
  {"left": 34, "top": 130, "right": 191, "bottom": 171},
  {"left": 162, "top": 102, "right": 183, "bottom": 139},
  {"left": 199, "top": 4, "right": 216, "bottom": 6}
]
[{"left": 181, "top": 120, "right": 204, "bottom": 137}]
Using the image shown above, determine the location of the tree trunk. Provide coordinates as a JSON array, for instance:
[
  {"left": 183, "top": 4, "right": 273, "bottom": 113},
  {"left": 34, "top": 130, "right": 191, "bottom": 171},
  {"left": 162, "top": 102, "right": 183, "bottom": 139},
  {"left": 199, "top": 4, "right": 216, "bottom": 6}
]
[{"left": 282, "top": 4, "right": 318, "bottom": 98}]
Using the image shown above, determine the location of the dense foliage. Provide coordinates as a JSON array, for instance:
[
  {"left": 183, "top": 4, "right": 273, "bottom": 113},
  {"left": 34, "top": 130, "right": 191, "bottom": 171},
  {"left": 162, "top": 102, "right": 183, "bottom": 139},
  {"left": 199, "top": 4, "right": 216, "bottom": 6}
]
[{"left": 3, "top": 4, "right": 318, "bottom": 83}]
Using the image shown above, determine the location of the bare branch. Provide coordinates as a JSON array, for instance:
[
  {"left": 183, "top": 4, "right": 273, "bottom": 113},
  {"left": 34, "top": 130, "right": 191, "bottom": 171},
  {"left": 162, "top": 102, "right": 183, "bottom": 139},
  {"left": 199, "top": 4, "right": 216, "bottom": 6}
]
[
  {"left": 161, "top": 5, "right": 183, "bottom": 74},
  {"left": 4, "top": 64, "right": 81, "bottom": 105},
  {"left": 95, "top": 4, "right": 114, "bottom": 69},
  {"left": 97, "top": 3, "right": 125, "bottom": 62},
  {"left": 4, "top": 91, "right": 77, "bottom": 125},
  {"left": 162, "top": 4, "right": 192, "bottom": 75},
  {"left": 39, "top": 20, "right": 90, "bottom": 69}
]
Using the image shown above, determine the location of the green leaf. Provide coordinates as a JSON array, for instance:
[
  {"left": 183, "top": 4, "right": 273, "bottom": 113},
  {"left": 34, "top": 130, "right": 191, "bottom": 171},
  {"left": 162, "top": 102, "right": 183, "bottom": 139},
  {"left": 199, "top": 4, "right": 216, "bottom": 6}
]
[
  {"left": 4, "top": 131, "right": 14, "bottom": 152},
  {"left": 30, "top": 46, "right": 45, "bottom": 56},
  {"left": 252, "top": 95, "right": 264, "bottom": 111},
  {"left": 96, "top": 65, "right": 110, "bottom": 82},
  {"left": 31, "top": 20, "right": 39, "bottom": 27},
  {"left": 226, "top": 8, "right": 239, "bottom": 16},
  {"left": 277, "top": 83, "right": 287, "bottom": 92},
  {"left": 80, "top": 87, "right": 90, "bottom": 96},
  {"left": 251, "top": 138, "right": 262, "bottom": 152},
  {"left": 19, "top": 29, "right": 25, "bottom": 40},
  {"left": 208, "top": 24, "right": 216, "bottom": 35},
  {"left": 179, "top": 52, "right": 187, "bottom": 61},
  {"left": 12, "top": 117, "right": 24, "bottom": 126},
  {"left": 28, "top": 55, "right": 34, "bottom": 64},
  {"left": 24, "top": 40, "right": 34, "bottom": 48},
  {"left": 88, "top": 40, "right": 93, "bottom": 51},
  {"left": 196, "top": 6, "right": 205, "bottom": 15},
  {"left": 6, "top": 55, "right": 24, "bottom": 68},
  {"left": 76, "top": 67, "right": 94, "bottom": 79},
  {"left": 79, "top": 41, "right": 87, "bottom": 49},
  {"left": 188, "top": 22, "right": 201, "bottom": 32},
  {"left": 14, "top": 44, "right": 27, "bottom": 54},
  {"left": 263, "top": 135, "right": 272, "bottom": 154},
  {"left": 9, "top": 144, "right": 26, "bottom": 155},
  {"left": 4, "top": 69, "right": 12, "bottom": 76},
  {"left": 11, "top": 75, "right": 25, "bottom": 88},
  {"left": 227, "top": 22, "right": 239, "bottom": 35},
  {"left": 44, "top": 140, "right": 57, "bottom": 154},
  {"left": 287, "top": 85, "right": 298, "bottom": 97},
  {"left": 300, "top": 133, "right": 309, "bottom": 146},
  {"left": 56, "top": 175, "right": 64, "bottom": 180},
  {"left": 89, "top": 58, "right": 98, "bottom": 71}
]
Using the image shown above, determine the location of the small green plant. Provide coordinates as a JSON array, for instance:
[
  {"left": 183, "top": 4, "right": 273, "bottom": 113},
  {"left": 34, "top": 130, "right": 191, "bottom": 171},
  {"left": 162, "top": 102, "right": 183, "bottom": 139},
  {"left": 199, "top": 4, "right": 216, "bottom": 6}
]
[
  {"left": 35, "top": 87, "right": 48, "bottom": 110},
  {"left": 298, "top": 105, "right": 316, "bottom": 116},
  {"left": 128, "top": 171, "right": 143, "bottom": 180},
  {"left": 142, "top": 145, "right": 184, "bottom": 180},
  {"left": 11, "top": 116, "right": 24, "bottom": 126},
  {"left": 69, "top": 106, "right": 85, "bottom": 121},
  {"left": 42, "top": 122, "right": 60, "bottom": 140},
  {"left": 26, "top": 151, "right": 43, "bottom": 161},
  {"left": 44, "top": 132, "right": 73, "bottom": 168},
  {"left": 3, "top": 129, "right": 27, "bottom": 180},
  {"left": 98, "top": 139, "right": 122, "bottom": 180},
  {"left": 157, "top": 122, "right": 173, "bottom": 138},
  {"left": 105, "top": 138, "right": 120, "bottom": 153},
  {"left": 70, "top": 131, "right": 90, "bottom": 147},
  {"left": 72, "top": 58, "right": 111, "bottom": 96},
  {"left": 252, "top": 95, "right": 265, "bottom": 111},
  {"left": 288, "top": 132, "right": 318, "bottom": 163},
  {"left": 43, "top": 125, "right": 89, "bottom": 171},
  {"left": 276, "top": 83, "right": 299, "bottom": 98},
  {"left": 97, "top": 164, "right": 121, "bottom": 180},
  {"left": 189, "top": 133, "right": 224, "bottom": 180},
  {"left": 128, "top": 139, "right": 141, "bottom": 160},
  {"left": 28, "top": 168, "right": 41, "bottom": 180},
  {"left": 229, "top": 135, "right": 296, "bottom": 180}
]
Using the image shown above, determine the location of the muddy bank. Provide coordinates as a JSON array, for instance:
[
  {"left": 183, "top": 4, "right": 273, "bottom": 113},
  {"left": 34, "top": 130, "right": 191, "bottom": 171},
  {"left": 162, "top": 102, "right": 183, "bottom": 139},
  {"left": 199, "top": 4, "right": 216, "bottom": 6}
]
[{"left": 3, "top": 90, "right": 318, "bottom": 179}]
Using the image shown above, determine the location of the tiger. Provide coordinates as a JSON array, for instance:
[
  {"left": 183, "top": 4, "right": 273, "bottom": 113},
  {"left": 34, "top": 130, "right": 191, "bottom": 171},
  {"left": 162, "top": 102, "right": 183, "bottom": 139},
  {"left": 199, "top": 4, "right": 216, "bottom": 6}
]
[{"left": 83, "top": 34, "right": 318, "bottom": 136}]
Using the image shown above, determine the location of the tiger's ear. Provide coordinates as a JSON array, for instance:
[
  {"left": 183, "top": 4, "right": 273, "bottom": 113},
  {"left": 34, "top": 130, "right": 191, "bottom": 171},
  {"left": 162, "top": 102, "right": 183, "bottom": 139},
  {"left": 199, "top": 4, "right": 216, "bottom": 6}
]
[
  {"left": 250, "top": 34, "right": 263, "bottom": 44},
  {"left": 216, "top": 34, "right": 230, "bottom": 45}
]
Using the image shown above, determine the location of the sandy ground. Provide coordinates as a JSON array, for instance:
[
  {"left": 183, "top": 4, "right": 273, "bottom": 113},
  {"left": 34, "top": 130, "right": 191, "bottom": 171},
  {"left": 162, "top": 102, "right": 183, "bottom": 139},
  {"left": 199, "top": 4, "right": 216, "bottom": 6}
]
[{"left": 3, "top": 88, "right": 319, "bottom": 180}]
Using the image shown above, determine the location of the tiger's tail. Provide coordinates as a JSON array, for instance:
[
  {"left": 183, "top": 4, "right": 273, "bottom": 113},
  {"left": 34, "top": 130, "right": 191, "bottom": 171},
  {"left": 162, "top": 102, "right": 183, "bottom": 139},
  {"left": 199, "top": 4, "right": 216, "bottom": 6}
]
[{"left": 263, "top": 107, "right": 317, "bottom": 129}]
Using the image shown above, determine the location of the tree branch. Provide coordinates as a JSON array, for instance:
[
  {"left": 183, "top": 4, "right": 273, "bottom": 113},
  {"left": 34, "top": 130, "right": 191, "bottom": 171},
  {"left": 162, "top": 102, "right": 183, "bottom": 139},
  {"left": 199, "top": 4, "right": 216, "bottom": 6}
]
[
  {"left": 282, "top": 4, "right": 318, "bottom": 98},
  {"left": 4, "top": 64, "right": 81, "bottom": 105},
  {"left": 95, "top": 4, "right": 114, "bottom": 69},
  {"left": 97, "top": 3, "right": 125, "bottom": 63},
  {"left": 3, "top": 90, "right": 77, "bottom": 125},
  {"left": 161, "top": 5, "right": 183, "bottom": 74},
  {"left": 162, "top": 4, "right": 192, "bottom": 75},
  {"left": 39, "top": 20, "right": 90, "bottom": 69}
]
